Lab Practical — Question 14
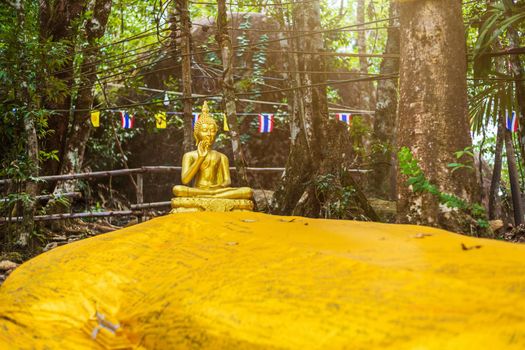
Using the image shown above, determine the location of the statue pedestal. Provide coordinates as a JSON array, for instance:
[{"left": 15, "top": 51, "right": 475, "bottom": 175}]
[{"left": 170, "top": 197, "right": 254, "bottom": 213}]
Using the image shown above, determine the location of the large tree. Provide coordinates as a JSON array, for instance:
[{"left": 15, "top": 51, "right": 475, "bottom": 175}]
[
  {"left": 39, "top": 0, "right": 85, "bottom": 178},
  {"left": 397, "top": 0, "right": 479, "bottom": 232},
  {"left": 369, "top": 0, "right": 399, "bottom": 200},
  {"left": 217, "top": 0, "right": 249, "bottom": 185},
  {"left": 272, "top": 0, "right": 377, "bottom": 220},
  {"left": 54, "top": 0, "right": 112, "bottom": 194}
]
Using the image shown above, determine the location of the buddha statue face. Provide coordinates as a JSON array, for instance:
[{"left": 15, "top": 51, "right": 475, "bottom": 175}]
[
  {"left": 193, "top": 101, "right": 218, "bottom": 147},
  {"left": 194, "top": 116, "right": 218, "bottom": 147}
]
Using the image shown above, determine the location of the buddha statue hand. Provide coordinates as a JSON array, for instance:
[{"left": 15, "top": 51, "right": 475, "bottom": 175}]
[{"left": 197, "top": 140, "right": 210, "bottom": 158}]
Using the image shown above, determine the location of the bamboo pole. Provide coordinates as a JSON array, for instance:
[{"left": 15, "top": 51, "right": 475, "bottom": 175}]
[
  {"left": 136, "top": 173, "right": 144, "bottom": 223},
  {"left": 0, "top": 210, "right": 135, "bottom": 223},
  {"left": 0, "top": 192, "right": 81, "bottom": 203},
  {"left": 131, "top": 201, "right": 171, "bottom": 209},
  {"left": 0, "top": 167, "right": 181, "bottom": 185},
  {"left": 0, "top": 166, "right": 369, "bottom": 186}
]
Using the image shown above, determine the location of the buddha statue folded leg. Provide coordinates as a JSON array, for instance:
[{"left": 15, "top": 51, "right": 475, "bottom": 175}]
[
  {"left": 173, "top": 185, "right": 253, "bottom": 200},
  {"left": 205, "top": 187, "right": 253, "bottom": 199}
]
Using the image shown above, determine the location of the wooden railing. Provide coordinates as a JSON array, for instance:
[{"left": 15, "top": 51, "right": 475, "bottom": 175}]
[
  {"left": 0, "top": 166, "right": 369, "bottom": 223},
  {"left": 0, "top": 166, "right": 286, "bottom": 223}
]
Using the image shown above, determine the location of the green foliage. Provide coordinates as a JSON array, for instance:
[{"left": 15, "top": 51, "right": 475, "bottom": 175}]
[
  {"left": 236, "top": 14, "right": 252, "bottom": 58},
  {"left": 447, "top": 146, "right": 475, "bottom": 173},
  {"left": 326, "top": 87, "right": 341, "bottom": 104},
  {"left": 38, "top": 150, "right": 59, "bottom": 163},
  {"left": 469, "top": 0, "right": 525, "bottom": 137},
  {"left": 0, "top": 2, "right": 68, "bottom": 179},
  {"left": 349, "top": 115, "right": 369, "bottom": 156},
  {"left": 251, "top": 34, "right": 269, "bottom": 88},
  {"left": 0, "top": 192, "right": 34, "bottom": 212},
  {"left": 313, "top": 174, "right": 358, "bottom": 219},
  {"left": 203, "top": 36, "right": 222, "bottom": 65},
  {"left": 474, "top": 1, "right": 525, "bottom": 58},
  {"left": 398, "top": 147, "right": 489, "bottom": 229}
]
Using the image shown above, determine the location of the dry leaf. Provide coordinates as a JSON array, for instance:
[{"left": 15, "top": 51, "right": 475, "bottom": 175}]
[
  {"left": 461, "top": 243, "right": 482, "bottom": 251},
  {"left": 279, "top": 218, "right": 296, "bottom": 223}
]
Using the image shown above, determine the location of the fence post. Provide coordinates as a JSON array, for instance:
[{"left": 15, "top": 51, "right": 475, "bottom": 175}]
[{"left": 136, "top": 173, "right": 144, "bottom": 223}]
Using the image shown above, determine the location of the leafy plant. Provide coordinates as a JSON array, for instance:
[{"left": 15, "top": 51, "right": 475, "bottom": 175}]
[
  {"left": 447, "top": 146, "right": 475, "bottom": 173},
  {"left": 313, "top": 174, "right": 358, "bottom": 219},
  {"left": 398, "top": 147, "right": 489, "bottom": 229},
  {"left": 236, "top": 14, "right": 252, "bottom": 58}
]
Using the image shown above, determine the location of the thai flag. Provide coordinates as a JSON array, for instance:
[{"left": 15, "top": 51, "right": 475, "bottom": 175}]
[
  {"left": 120, "top": 111, "right": 134, "bottom": 129},
  {"left": 336, "top": 113, "right": 352, "bottom": 124},
  {"left": 258, "top": 113, "right": 274, "bottom": 133},
  {"left": 192, "top": 112, "right": 200, "bottom": 128},
  {"left": 506, "top": 111, "right": 518, "bottom": 132}
]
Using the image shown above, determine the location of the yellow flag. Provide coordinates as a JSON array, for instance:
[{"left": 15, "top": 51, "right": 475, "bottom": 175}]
[
  {"left": 90, "top": 110, "right": 100, "bottom": 127},
  {"left": 223, "top": 113, "right": 230, "bottom": 131},
  {"left": 155, "top": 112, "right": 167, "bottom": 129}
]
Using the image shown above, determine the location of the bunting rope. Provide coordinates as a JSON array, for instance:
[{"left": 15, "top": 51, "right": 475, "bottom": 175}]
[{"left": 87, "top": 108, "right": 358, "bottom": 132}]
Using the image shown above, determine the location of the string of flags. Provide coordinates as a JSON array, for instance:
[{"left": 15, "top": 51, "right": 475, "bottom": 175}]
[{"left": 89, "top": 110, "right": 355, "bottom": 133}]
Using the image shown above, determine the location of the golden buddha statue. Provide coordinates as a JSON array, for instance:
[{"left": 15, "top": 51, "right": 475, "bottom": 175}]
[{"left": 170, "top": 102, "right": 254, "bottom": 213}]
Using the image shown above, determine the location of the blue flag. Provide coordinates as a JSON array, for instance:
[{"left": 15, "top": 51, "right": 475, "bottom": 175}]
[
  {"left": 336, "top": 113, "right": 352, "bottom": 124},
  {"left": 258, "top": 113, "right": 274, "bottom": 133},
  {"left": 506, "top": 111, "right": 518, "bottom": 132},
  {"left": 120, "top": 111, "right": 134, "bottom": 129}
]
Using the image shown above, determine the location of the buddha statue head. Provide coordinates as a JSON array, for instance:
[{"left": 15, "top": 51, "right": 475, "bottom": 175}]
[{"left": 194, "top": 101, "right": 218, "bottom": 147}]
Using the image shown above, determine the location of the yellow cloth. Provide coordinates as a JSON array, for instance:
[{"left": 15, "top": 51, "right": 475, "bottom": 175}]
[
  {"left": 155, "top": 112, "right": 166, "bottom": 129},
  {"left": 90, "top": 110, "right": 100, "bottom": 127},
  {"left": 1, "top": 212, "right": 525, "bottom": 349},
  {"left": 223, "top": 113, "right": 229, "bottom": 131}
]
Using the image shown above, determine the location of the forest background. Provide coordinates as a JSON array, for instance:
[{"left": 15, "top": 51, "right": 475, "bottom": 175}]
[{"left": 1, "top": 0, "right": 525, "bottom": 261}]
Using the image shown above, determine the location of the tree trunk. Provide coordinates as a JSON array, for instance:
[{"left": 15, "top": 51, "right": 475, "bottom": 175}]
[
  {"left": 356, "top": 0, "right": 372, "bottom": 110},
  {"left": 272, "top": 0, "right": 378, "bottom": 220},
  {"left": 488, "top": 114, "right": 505, "bottom": 220},
  {"left": 39, "top": 0, "right": 85, "bottom": 179},
  {"left": 53, "top": 0, "right": 112, "bottom": 195},
  {"left": 275, "top": 0, "right": 302, "bottom": 146},
  {"left": 14, "top": 2, "right": 39, "bottom": 247},
  {"left": 505, "top": 129, "right": 524, "bottom": 225},
  {"left": 397, "top": 0, "right": 478, "bottom": 232},
  {"left": 502, "top": 1, "right": 525, "bottom": 171},
  {"left": 369, "top": 0, "right": 399, "bottom": 200},
  {"left": 217, "top": 0, "right": 249, "bottom": 185},
  {"left": 177, "top": 0, "right": 194, "bottom": 153},
  {"left": 21, "top": 114, "right": 39, "bottom": 246}
]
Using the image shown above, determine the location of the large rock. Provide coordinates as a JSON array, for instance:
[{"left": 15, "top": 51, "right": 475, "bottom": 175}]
[{"left": 1, "top": 212, "right": 525, "bottom": 349}]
